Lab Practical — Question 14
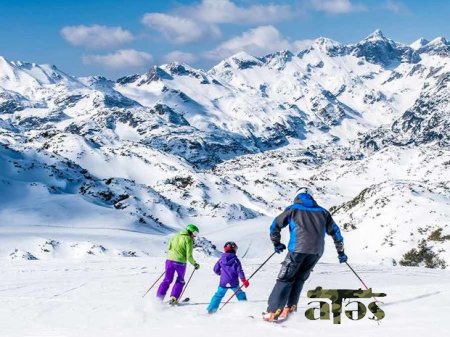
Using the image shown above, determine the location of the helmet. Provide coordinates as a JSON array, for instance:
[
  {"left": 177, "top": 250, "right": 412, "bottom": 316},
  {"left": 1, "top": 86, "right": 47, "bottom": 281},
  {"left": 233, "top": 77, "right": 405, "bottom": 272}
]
[
  {"left": 186, "top": 224, "right": 199, "bottom": 235},
  {"left": 224, "top": 241, "right": 238, "bottom": 253},
  {"left": 296, "top": 187, "right": 313, "bottom": 197}
]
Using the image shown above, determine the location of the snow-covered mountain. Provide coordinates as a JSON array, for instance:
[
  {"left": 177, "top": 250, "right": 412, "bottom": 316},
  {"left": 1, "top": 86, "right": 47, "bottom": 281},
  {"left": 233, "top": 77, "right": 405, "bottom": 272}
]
[{"left": 1, "top": 30, "right": 449, "bottom": 267}]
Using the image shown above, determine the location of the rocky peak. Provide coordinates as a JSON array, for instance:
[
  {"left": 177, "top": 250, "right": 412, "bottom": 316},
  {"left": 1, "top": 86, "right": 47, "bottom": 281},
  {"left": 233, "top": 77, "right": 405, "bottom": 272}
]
[
  {"left": 313, "top": 37, "right": 347, "bottom": 56},
  {"left": 429, "top": 37, "right": 448, "bottom": 46},
  {"left": 223, "top": 51, "right": 263, "bottom": 70},
  {"left": 160, "top": 62, "right": 209, "bottom": 83},
  {"left": 410, "top": 38, "right": 429, "bottom": 50},
  {"left": 417, "top": 37, "right": 450, "bottom": 56},
  {"left": 0, "top": 56, "right": 15, "bottom": 79},
  {"left": 351, "top": 30, "right": 420, "bottom": 66},
  {"left": 363, "top": 29, "right": 388, "bottom": 43},
  {"left": 260, "top": 50, "right": 294, "bottom": 70}
]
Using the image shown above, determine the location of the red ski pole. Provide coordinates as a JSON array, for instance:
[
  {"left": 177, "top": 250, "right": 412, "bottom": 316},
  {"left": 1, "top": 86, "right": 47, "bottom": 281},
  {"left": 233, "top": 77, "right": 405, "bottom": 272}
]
[
  {"left": 220, "top": 252, "right": 276, "bottom": 310},
  {"left": 345, "top": 262, "right": 383, "bottom": 304},
  {"left": 142, "top": 271, "right": 165, "bottom": 298}
]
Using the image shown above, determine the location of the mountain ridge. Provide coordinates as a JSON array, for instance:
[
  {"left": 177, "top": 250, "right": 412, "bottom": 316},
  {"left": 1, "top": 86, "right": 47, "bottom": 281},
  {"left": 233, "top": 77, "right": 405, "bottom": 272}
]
[{"left": 1, "top": 30, "right": 449, "bottom": 266}]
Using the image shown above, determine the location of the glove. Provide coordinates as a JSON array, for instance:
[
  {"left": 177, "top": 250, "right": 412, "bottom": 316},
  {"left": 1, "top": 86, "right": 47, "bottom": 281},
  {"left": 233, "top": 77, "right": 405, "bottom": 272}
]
[
  {"left": 338, "top": 251, "right": 348, "bottom": 263},
  {"left": 274, "top": 243, "right": 286, "bottom": 254},
  {"left": 241, "top": 279, "right": 250, "bottom": 288},
  {"left": 194, "top": 263, "right": 200, "bottom": 270}
]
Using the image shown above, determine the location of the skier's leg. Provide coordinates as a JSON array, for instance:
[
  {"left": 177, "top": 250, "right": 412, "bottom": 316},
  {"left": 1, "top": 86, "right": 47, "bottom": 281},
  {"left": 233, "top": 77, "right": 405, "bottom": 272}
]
[
  {"left": 267, "top": 282, "right": 290, "bottom": 312},
  {"left": 170, "top": 262, "right": 187, "bottom": 300},
  {"left": 207, "top": 287, "right": 228, "bottom": 313},
  {"left": 287, "top": 254, "right": 320, "bottom": 308},
  {"left": 156, "top": 260, "right": 176, "bottom": 300},
  {"left": 232, "top": 287, "right": 247, "bottom": 301},
  {"left": 267, "top": 252, "right": 301, "bottom": 313}
]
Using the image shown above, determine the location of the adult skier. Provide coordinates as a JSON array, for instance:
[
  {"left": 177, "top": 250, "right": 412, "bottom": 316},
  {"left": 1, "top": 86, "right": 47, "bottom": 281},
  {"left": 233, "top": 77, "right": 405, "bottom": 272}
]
[
  {"left": 263, "top": 187, "right": 348, "bottom": 322},
  {"left": 156, "top": 224, "right": 200, "bottom": 305}
]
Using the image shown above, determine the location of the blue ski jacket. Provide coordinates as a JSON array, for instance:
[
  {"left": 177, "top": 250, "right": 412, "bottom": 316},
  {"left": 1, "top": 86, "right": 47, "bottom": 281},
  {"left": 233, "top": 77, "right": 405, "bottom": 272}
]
[{"left": 270, "top": 193, "right": 344, "bottom": 256}]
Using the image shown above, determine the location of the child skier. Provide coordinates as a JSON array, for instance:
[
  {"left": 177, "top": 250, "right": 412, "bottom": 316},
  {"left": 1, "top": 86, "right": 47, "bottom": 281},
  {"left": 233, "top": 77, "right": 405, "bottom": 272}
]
[{"left": 207, "top": 241, "right": 249, "bottom": 313}]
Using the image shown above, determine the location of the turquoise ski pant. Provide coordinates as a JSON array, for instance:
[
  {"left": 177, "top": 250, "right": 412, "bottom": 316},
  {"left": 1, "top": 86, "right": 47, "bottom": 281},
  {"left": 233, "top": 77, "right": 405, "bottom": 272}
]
[{"left": 207, "top": 286, "right": 247, "bottom": 313}]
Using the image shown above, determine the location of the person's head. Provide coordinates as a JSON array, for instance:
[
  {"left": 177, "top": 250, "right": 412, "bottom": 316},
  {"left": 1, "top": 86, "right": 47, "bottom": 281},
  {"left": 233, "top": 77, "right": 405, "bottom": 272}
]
[
  {"left": 223, "top": 241, "right": 238, "bottom": 253},
  {"left": 294, "top": 186, "right": 316, "bottom": 205},
  {"left": 295, "top": 187, "right": 313, "bottom": 197},
  {"left": 186, "top": 224, "right": 199, "bottom": 237}
]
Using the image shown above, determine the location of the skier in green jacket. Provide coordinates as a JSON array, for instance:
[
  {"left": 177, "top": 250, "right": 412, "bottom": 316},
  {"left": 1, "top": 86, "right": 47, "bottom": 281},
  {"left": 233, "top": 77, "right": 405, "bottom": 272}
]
[{"left": 156, "top": 224, "right": 200, "bottom": 304}]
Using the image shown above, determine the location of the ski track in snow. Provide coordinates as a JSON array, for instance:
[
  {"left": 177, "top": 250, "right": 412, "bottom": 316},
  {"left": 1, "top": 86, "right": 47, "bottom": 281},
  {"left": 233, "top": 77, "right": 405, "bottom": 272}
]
[
  {"left": 51, "top": 283, "right": 88, "bottom": 298},
  {"left": 0, "top": 258, "right": 449, "bottom": 337}
]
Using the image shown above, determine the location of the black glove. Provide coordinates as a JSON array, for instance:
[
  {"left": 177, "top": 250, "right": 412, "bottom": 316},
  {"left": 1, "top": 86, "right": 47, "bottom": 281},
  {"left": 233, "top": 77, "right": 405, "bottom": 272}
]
[
  {"left": 338, "top": 251, "right": 348, "bottom": 263},
  {"left": 194, "top": 263, "right": 200, "bottom": 270},
  {"left": 274, "top": 243, "right": 286, "bottom": 254}
]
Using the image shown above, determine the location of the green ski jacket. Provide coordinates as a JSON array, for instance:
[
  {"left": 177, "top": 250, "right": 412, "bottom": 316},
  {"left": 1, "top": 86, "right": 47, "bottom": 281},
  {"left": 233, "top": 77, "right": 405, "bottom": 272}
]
[{"left": 167, "top": 230, "right": 197, "bottom": 265}]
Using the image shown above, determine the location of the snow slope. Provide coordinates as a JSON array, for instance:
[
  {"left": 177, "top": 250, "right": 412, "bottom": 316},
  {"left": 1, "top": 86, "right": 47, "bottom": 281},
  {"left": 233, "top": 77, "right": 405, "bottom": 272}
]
[{"left": 0, "top": 257, "right": 449, "bottom": 337}]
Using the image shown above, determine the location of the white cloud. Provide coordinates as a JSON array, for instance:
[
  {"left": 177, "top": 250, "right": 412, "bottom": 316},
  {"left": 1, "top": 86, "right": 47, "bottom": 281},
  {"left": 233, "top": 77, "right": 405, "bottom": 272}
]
[
  {"left": 292, "top": 39, "right": 315, "bottom": 51},
  {"left": 61, "top": 25, "right": 134, "bottom": 49},
  {"left": 164, "top": 51, "right": 197, "bottom": 64},
  {"left": 206, "top": 25, "right": 291, "bottom": 60},
  {"left": 141, "top": 1, "right": 299, "bottom": 44},
  {"left": 186, "top": 0, "right": 294, "bottom": 24},
  {"left": 383, "top": 0, "right": 409, "bottom": 14},
  {"left": 82, "top": 49, "right": 152, "bottom": 69},
  {"left": 308, "top": 0, "right": 366, "bottom": 14},
  {"left": 141, "top": 13, "right": 220, "bottom": 44}
]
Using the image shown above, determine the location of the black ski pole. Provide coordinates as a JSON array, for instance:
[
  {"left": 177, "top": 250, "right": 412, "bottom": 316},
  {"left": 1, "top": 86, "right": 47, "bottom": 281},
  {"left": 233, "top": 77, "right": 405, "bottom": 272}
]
[
  {"left": 142, "top": 271, "right": 165, "bottom": 298},
  {"left": 220, "top": 252, "right": 276, "bottom": 310},
  {"left": 179, "top": 269, "right": 196, "bottom": 301}
]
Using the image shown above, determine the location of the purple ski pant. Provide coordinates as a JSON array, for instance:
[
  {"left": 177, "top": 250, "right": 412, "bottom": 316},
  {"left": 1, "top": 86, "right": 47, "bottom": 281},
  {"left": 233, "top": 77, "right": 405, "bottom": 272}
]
[{"left": 156, "top": 260, "right": 187, "bottom": 300}]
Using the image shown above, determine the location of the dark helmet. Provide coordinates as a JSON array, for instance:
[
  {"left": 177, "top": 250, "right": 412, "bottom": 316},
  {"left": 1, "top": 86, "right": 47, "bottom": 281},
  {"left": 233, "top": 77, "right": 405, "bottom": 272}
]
[{"left": 224, "top": 241, "right": 238, "bottom": 253}]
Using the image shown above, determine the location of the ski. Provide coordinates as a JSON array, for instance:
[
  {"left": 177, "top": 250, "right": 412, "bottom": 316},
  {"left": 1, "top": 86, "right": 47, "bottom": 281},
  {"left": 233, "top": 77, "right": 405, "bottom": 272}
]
[
  {"left": 167, "top": 297, "right": 190, "bottom": 306},
  {"left": 248, "top": 314, "right": 287, "bottom": 327},
  {"left": 261, "top": 311, "right": 290, "bottom": 324}
]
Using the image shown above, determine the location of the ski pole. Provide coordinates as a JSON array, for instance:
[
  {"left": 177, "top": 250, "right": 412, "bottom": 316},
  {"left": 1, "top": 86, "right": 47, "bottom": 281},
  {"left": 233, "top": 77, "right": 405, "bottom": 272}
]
[
  {"left": 142, "top": 271, "right": 165, "bottom": 298},
  {"left": 345, "top": 262, "right": 382, "bottom": 303},
  {"left": 179, "top": 269, "right": 196, "bottom": 300},
  {"left": 220, "top": 252, "right": 276, "bottom": 310}
]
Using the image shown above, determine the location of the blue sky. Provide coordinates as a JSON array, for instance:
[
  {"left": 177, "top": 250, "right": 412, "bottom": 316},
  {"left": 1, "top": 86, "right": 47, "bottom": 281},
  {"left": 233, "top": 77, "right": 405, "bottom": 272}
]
[{"left": 0, "top": 0, "right": 448, "bottom": 78}]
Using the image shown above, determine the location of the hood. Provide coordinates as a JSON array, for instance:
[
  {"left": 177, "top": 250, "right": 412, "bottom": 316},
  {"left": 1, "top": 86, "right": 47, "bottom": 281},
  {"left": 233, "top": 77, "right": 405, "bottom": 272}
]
[
  {"left": 179, "top": 230, "right": 191, "bottom": 236},
  {"left": 220, "top": 252, "right": 238, "bottom": 266},
  {"left": 294, "top": 193, "right": 317, "bottom": 208}
]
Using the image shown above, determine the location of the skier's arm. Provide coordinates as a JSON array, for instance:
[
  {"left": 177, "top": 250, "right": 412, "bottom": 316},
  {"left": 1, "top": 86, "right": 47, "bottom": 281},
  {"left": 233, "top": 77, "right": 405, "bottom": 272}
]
[
  {"left": 186, "top": 237, "right": 197, "bottom": 266},
  {"left": 236, "top": 259, "right": 246, "bottom": 281},
  {"left": 213, "top": 260, "right": 221, "bottom": 275},
  {"left": 269, "top": 208, "right": 292, "bottom": 245},
  {"left": 325, "top": 212, "right": 344, "bottom": 252}
]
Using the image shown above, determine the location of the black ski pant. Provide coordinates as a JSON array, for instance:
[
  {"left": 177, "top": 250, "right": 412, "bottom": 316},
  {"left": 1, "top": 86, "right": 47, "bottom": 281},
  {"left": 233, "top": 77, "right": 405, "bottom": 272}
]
[{"left": 267, "top": 252, "right": 320, "bottom": 312}]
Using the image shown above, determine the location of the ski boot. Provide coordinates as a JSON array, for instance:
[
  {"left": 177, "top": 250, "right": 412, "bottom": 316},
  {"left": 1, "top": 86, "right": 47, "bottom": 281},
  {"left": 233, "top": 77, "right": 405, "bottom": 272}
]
[
  {"left": 262, "top": 308, "right": 282, "bottom": 322},
  {"left": 279, "top": 304, "right": 297, "bottom": 320},
  {"left": 168, "top": 296, "right": 178, "bottom": 306}
]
